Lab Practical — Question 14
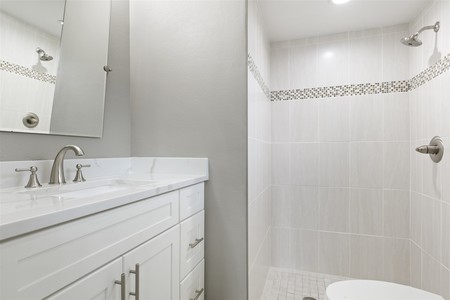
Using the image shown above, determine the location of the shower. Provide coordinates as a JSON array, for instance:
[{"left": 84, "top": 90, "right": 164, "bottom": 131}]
[
  {"left": 400, "top": 21, "right": 440, "bottom": 47},
  {"left": 36, "top": 47, "right": 53, "bottom": 61}
]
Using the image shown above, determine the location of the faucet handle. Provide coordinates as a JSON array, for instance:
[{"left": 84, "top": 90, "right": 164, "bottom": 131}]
[
  {"left": 15, "top": 166, "right": 42, "bottom": 188},
  {"left": 73, "top": 164, "right": 91, "bottom": 182}
]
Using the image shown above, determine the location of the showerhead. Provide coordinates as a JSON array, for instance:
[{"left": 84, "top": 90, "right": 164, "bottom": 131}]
[
  {"left": 36, "top": 47, "right": 53, "bottom": 61},
  {"left": 40, "top": 54, "right": 53, "bottom": 61},
  {"left": 401, "top": 34, "right": 422, "bottom": 47},
  {"left": 400, "top": 21, "right": 440, "bottom": 47}
]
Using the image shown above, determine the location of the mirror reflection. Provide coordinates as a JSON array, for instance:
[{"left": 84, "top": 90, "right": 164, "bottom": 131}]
[{"left": 0, "top": 0, "right": 111, "bottom": 137}]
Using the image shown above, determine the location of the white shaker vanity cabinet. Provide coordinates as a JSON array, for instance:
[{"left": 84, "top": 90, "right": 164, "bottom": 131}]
[{"left": 0, "top": 182, "right": 205, "bottom": 300}]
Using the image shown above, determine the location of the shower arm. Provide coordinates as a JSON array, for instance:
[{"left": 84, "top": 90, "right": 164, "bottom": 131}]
[{"left": 414, "top": 22, "right": 440, "bottom": 36}]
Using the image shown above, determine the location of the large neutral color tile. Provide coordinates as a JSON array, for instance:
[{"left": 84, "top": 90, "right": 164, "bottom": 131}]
[
  {"left": 248, "top": 199, "right": 258, "bottom": 267},
  {"left": 290, "top": 229, "right": 319, "bottom": 272},
  {"left": 442, "top": 202, "right": 450, "bottom": 269},
  {"left": 422, "top": 151, "right": 442, "bottom": 200},
  {"left": 319, "top": 188, "right": 350, "bottom": 232},
  {"left": 271, "top": 102, "right": 290, "bottom": 143},
  {"left": 421, "top": 196, "right": 441, "bottom": 260},
  {"left": 291, "top": 143, "right": 319, "bottom": 186},
  {"left": 410, "top": 241, "right": 422, "bottom": 289},
  {"left": 319, "top": 142, "right": 349, "bottom": 188},
  {"left": 271, "top": 227, "right": 290, "bottom": 268},
  {"left": 319, "top": 232, "right": 350, "bottom": 277},
  {"left": 317, "top": 40, "right": 349, "bottom": 87},
  {"left": 410, "top": 141, "right": 425, "bottom": 194},
  {"left": 271, "top": 185, "right": 290, "bottom": 227},
  {"left": 383, "top": 141, "right": 410, "bottom": 190},
  {"left": 289, "top": 44, "right": 317, "bottom": 90},
  {"left": 382, "top": 31, "right": 409, "bottom": 82},
  {"left": 290, "top": 186, "right": 319, "bottom": 230},
  {"left": 349, "top": 235, "right": 384, "bottom": 280},
  {"left": 410, "top": 192, "right": 423, "bottom": 245},
  {"left": 319, "top": 97, "right": 350, "bottom": 142},
  {"left": 272, "top": 143, "right": 290, "bottom": 185},
  {"left": 349, "top": 35, "right": 382, "bottom": 84},
  {"left": 350, "top": 142, "right": 384, "bottom": 188},
  {"left": 384, "top": 93, "right": 409, "bottom": 142},
  {"left": 441, "top": 265, "right": 450, "bottom": 300},
  {"left": 421, "top": 251, "right": 441, "bottom": 295},
  {"left": 383, "top": 238, "right": 410, "bottom": 285},
  {"left": 350, "top": 95, "right": 383, "bottom": 141},
  {"left": 442, "top": 137, "right": 450, "bottom": 204},
  {"left": 270, "top": 47, "right": 289, "bottom": 91},
  {"left": 383, "top": 190, "right": 410, "bottom": 238},
  {"left": 350, "top": 188, "right": 383, "bottom": 236},
  {"left": 290, "top": 100, "right": 318, "bottom": 143},
  {"left": 422, "top": 78, "right": 443, "bottom": 140}
]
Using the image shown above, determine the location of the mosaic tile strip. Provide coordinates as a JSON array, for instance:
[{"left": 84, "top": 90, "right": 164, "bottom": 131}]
[
  {"left": 0, "top": 60, "right": 56, "bottom": 84},
  {"left": 409, "top": 52, "right": 450, "bottom": 90},
  {"left": 248, "top": 53, "right": 271, "bottom": 100},
  {"left": 270, "top": 52, "right": 450, "bottom": 101},
  {"left": 271, "top": 80, "right": 410, "bottom": 101}
]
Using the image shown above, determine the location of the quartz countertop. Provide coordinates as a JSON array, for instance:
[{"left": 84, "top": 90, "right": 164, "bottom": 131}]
[{"left": 0, "top": 157, "right": 208, "bottom": 241}]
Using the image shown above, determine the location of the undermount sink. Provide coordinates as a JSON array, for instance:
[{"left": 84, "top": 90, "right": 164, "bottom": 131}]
[{"left": 16, "top": 178, "right": 159, "bottom": 199}]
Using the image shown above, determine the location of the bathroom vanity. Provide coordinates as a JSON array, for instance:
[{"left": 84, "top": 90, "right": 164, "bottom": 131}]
[{"left": 0, "top": 157, "right": 208, "bottom": 300}]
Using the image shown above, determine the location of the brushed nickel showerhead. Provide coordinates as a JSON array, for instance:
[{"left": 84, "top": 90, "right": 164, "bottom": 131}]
[{"left": 400, "top": 21, "right": 440, "bottom": 47}]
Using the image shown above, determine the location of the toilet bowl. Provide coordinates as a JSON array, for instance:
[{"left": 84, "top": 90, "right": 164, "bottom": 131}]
[{"left": 326, "top": 280, "right": 444, "bottom": 300}]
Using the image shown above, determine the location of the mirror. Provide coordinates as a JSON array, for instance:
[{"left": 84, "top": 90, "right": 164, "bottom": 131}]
[{"left": 0, "top": 0, "right": 111, "bottom": 137}]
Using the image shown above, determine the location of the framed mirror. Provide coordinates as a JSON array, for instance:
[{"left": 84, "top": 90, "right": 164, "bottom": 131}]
[{"left": 0, "top": 0, "right": 111, "bottom": 137}]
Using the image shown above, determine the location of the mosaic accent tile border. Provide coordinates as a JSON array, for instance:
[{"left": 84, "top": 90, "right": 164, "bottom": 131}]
[
  {"left": 270, "top": 52, "right": 450, "bottom": 101},
  {"left": 271, "top": 81, "right": 410, "bottom": 101},
  {"left": 410, "top": 52, "right": 450, "bottom": 90},
  {"left": 248, "top": 54, "right": 271, "bottom": 100},
  {"left": 0, "top": 60, "right": 56, "bottom": 84}
]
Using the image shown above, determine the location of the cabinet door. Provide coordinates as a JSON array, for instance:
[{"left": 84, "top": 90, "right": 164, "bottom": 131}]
[
  {"left": 123, "top": 226, "right": 180, "bottom": 300},
  {"left": 46, "top": 258, "right": 123, "bottom": 300}
]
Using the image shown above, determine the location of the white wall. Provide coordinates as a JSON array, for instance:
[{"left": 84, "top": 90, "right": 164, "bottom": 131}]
[
  {"left": 0, "top": 11, "right": 60, "bottom": 133},
  {"left": 409, "top": 1, "right": 450, "bottom": 298},
  {"left": 0, "top": 0, "right": 131, "bottom": 161},
  {"left": 270, "top": 24, "right": 413, "bottom": 283},
  {"left": 129, "top": 1, "right": 248, "bottom": 299},
  {"left": 248, "top": 1, "right": 271, "bottom": 299}
]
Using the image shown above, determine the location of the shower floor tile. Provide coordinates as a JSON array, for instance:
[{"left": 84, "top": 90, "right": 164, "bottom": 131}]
[{"left": 261, "top": 268, "right": 350, "bottom": 300}]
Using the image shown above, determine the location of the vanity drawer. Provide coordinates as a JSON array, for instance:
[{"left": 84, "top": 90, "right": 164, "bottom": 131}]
[
  {"left": 180, "top": 260, "right": 205, "bottom": 300},
  {"left": 0, "top": 191, "right": 179, "bottom": 300},
  {"left": 179, "top": 183, "right": 204, "bottom": 221},
  {"left": 180, "top": 210, "right": 205, "bottom": 279}
]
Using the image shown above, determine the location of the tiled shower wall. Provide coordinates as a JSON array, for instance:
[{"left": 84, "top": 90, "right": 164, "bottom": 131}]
[
  {"left": 409, "top": 1, "right": 450, "bottom": 298},
  {"left": 269, "top": 1, "right": 450, "bottom": 297},
  {"left": 0, "top": 11, "right": 59, "bottom": 133},
  {"left": 248, "top": 1, "right": 271, "bottom": 299},
  {"left": 270, "top": 24, "right": 413, "bottom": 284}
]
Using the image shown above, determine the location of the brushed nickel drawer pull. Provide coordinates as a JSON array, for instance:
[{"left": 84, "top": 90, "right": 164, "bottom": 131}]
[
  {"left": 189, "top": 237, "right": 204, "bottom": 248},
  {"left": 189, "top": 288, "right": 204, "bottom": 300},
  {"left": 114, "top": 273, "right": 126, "bottom": 300},
  {"left": 129, "top": 263, "right": 140, "bottom": 299}
]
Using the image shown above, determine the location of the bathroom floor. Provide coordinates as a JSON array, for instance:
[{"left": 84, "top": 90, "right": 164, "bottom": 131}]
[{"left": 261, "top": 268, "right": 349, "bottom": 300}]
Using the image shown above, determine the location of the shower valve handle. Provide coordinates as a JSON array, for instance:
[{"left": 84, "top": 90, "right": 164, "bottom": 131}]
[
  {"left": 415, "top": 136, "right": 444, "bottom": 163},
  {"left": 415, "top": 145, "right": 439, "bottom": 155}
]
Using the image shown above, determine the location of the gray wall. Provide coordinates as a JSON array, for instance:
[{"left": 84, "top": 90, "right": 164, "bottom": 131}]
[
  {"left": 0, "top": 0, "right": 131, "bottom": 161},
  {"left": 129, "top": 1, "right": 248, "bottom": 299}
]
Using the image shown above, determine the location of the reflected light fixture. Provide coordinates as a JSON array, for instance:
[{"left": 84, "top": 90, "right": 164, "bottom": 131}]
[{"left": 331, "top": 0, "right": 351, "bottom": 4}]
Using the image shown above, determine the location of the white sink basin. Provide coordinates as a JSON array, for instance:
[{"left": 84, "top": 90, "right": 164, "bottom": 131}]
[{"left": 15, "top": 178, "right": 159, "bottom": 199}]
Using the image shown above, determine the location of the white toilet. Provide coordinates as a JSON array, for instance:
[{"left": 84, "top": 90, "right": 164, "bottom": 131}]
[{"left": 326, "top": 280, "right": 444, "bottom": 300}]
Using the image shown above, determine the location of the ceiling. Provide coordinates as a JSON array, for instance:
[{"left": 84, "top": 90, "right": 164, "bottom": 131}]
[
  {"left": 259, "top": 0, "right": 433, "bottom": 42},
  {"left": 0, "top": 0, "right": 65, "bottom": 37}
]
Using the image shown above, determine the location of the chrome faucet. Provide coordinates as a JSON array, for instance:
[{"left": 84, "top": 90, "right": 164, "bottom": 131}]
[{"left": 49, "top": 145, "right": 85, "bottom": 184}]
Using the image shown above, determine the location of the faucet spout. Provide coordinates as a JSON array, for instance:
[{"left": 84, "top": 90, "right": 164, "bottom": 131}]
[{"left": 49, "top": 145, "right": 85, "bottom": 184}]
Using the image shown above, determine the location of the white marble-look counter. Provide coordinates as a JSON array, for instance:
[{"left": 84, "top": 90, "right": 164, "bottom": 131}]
[{"left": 0, "top": 157, "right": 208, "bottom": 241}]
